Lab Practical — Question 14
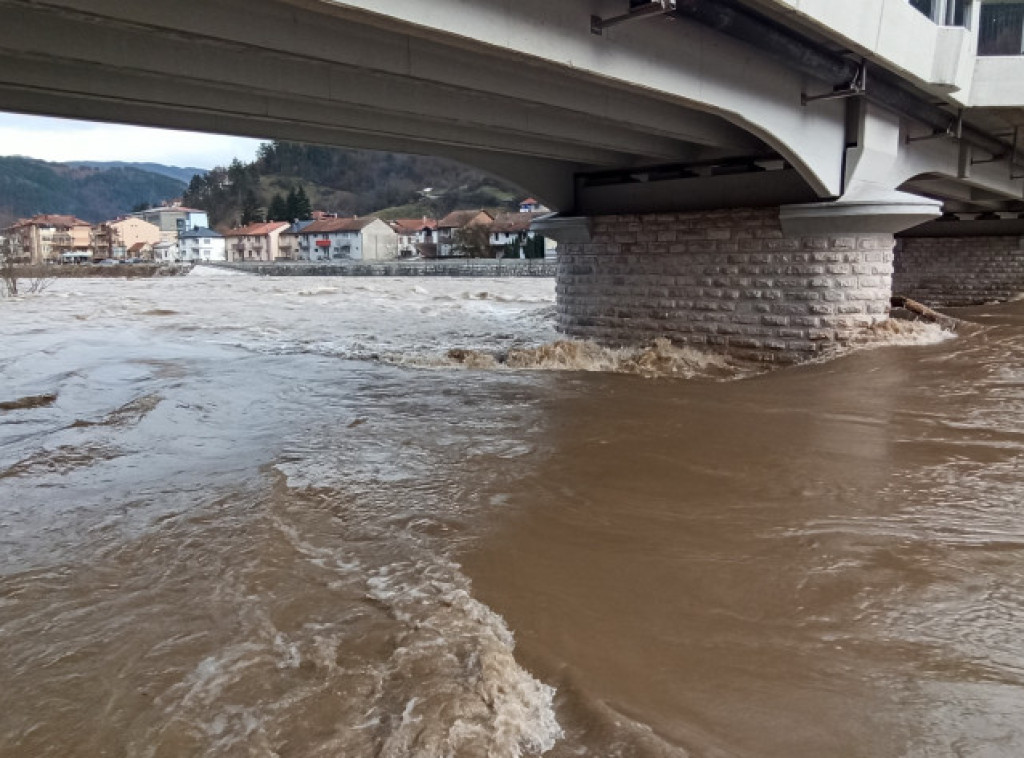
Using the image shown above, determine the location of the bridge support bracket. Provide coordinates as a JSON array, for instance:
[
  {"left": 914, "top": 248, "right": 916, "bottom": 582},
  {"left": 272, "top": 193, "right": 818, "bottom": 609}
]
[
  {"left": 906, "top": 110, "right": 963, "bottom": 145},
  {"left": 591, "top": 1, "right": 676, "bottom": 35},
  {"left": 1010, "top": 126, "right": 1024, "bottom": 180},
  {"left": 801, "top": 63, "right": 866, "bottom": 105}
]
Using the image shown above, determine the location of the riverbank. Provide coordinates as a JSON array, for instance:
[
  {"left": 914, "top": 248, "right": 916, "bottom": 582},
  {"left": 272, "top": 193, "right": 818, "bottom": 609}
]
[
  {"left": 199, "top": 259, "right": 557, "bottom": 277},
  {"left": 13, "top": 263, "right": 191, "bottom": 279}
]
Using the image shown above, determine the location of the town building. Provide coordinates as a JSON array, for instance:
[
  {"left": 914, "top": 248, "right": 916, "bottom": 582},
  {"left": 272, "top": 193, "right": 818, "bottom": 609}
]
[
  {"left": 389, "top": 217, "right": 437, "bottom": 257},
  {"left": 126, "top": 241, "right": 154, "bottom": 259},
  {"left": 518, "top": 198, "right": 548, "bottom": 214},
  {"left": 224, "top": 221, "right": 290, "bottom": 261},
  {"left": 285, "top": 217, "right": 399, "bottom": 261},
  {"left": 130, "top": 205, "right": 210, "bottom": 244},
  {"left": 276, "top": 220, "right": 316, "bottom": 260},
  {"left": 151, "top": 240, "right": 180, "bottom": 262},
  {"left": 488, "top": 211, "right": 553, "bottom": 258},
  {"left": 435, "top": 210, "right": 494, "bottom": 257},
  {"left": 92, "top": 216, "right": 162, "bottom": 260},
  {"left": 4, "top": 214, "right": 93, "bottom": 264},
  {"left": 178, "top": 227, "right": 227, "bottom": 262}
]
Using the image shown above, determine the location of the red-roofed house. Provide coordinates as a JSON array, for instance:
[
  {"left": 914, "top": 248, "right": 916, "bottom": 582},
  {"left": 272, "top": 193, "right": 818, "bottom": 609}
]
[
  {"left": 518, "top": 198, "right": 548, "bottom": 213},
  {"left": 283, "top": 217, "right": 399, "bottom": 261},
  {"left": 223, "top": 221, "right": 290, "bottom": 261},
  {"left": 127, "top": 241, "right": 154, "bottom": 259},
  {"left": 488, "top": 211, "right": 552, "bottom": 258},
  {"left": 5, "top": 214, "right": 93, "bottom": 264},
  {"left": 388, "top": 217, "right": 437, "bottom": 257}
]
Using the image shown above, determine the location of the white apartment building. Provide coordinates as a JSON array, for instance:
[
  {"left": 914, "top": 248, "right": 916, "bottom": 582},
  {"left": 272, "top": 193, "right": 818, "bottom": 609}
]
[{"left": 178, "top": 227, "right": 226, "bottom": 262}]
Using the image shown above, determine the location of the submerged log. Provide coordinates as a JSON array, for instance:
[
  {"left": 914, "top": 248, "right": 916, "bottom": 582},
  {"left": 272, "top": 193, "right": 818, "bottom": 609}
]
[{"left": 891, "top": 296, "right": 960, "bottom": 331}]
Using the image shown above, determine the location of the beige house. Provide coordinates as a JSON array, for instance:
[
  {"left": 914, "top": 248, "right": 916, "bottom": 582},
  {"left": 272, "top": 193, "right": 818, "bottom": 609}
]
[
  {"left": 5, "top": 214, "right": 93, "bottom": 263},
  {"left": 224, "top": 221, "right": 290, "bottom": 261},
  {"left": 130, "top": 206, "right": 210, "bottom": 244},
  {"left": 93, "top": 216, "right": 162, "bottom": 259}
]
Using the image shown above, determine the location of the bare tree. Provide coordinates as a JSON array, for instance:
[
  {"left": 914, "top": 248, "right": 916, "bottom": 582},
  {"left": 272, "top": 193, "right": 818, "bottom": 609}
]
[
  {"left": 452, "top": 223, "right": 494, "bottom": 258},
  {"left": 0, "top": 234, "right": 17, "bottom": 297},
  {"left": 1, "top": 236, "right": 51, "bottom": 297}
]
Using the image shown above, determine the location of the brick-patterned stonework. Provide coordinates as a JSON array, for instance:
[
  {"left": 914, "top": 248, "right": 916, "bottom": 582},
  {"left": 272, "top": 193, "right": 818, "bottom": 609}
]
[
  {"left": 556, "top": 207, "right": 895, "bottom": 363},
  {"left": 894, "top": 236, "right": 1024, "bottom": 307}
]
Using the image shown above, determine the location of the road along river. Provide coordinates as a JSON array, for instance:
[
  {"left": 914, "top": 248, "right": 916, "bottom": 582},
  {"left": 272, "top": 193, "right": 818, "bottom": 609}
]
[{"left": 1, "top": 270, "right": 1021, "bottom": 757}]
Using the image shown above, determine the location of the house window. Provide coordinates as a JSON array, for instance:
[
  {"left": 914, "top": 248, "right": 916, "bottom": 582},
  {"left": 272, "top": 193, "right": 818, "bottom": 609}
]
[
  {"left": 909, "top": 0, "right": 971, "bottom": 25},
  {"left": 979, "top": 1, "right": 1024, "bottom": 54}
]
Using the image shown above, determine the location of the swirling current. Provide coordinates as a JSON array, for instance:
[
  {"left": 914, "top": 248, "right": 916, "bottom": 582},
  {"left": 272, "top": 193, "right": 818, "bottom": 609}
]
[{"left": 1, "top": 269, "right": 1022, "bottom": 757}]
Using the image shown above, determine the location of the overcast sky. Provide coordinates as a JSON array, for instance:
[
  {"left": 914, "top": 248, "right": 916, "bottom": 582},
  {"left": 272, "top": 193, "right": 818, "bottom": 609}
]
[{"left": 0, "top": 112, "right": 262, "bottom": 169}]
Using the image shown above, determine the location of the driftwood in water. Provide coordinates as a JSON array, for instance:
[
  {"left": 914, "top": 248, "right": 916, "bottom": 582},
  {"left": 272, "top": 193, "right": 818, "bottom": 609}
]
[{"left": 891, "top": 296, "right": 960, "bottom": 331}]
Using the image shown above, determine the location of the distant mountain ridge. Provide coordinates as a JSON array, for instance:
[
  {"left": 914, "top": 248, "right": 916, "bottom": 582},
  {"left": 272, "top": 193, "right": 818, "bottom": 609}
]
[
  {"left": 0, "top": 157, "right": 187, "bottom": 225},
  {"left": 67, "top": 161, "right": 207, "bottom": 184}
]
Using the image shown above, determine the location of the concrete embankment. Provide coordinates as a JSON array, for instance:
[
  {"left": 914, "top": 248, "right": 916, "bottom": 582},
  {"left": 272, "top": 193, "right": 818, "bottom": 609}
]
[{"left": 201, "top": 260, "right": 557, "bottom": 277}]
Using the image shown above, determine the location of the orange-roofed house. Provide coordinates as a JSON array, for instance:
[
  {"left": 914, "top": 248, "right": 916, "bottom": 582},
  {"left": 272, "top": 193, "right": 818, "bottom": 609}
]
[
  {"left": 518, "top": 198, "right": 548, "bottom": 214},
  {"left": 5, "top": 214, "right": 93, "bottom": 264},
  {"left": 436, "top": 210, "right": 493, "bottom": 257},
  {"left": 283, "top": 217, "right": 399, "bottom": 262},
  {"left": 223, "top": 221, "right": 291, "bottom": 262}
]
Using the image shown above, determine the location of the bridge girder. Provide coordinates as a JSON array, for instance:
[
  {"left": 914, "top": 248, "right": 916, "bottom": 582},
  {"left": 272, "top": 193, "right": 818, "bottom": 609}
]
[
  {"left": 0, "top": 0, "right": 832, "bottom": 212},
  {"left": 0, "top": 0, "right": 1020, "bottom": 215}
]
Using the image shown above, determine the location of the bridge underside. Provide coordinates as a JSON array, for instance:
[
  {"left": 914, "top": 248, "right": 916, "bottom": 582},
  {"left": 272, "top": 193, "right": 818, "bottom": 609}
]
[
  {"left": 0, "top": 0, "right": 794, "bottom": 213},
  {"left": 3, "top": 0, "right": 1024, "bottom": 216},
  {"left": 5, "top": 0, "right": 1024, "bottom": 359}
]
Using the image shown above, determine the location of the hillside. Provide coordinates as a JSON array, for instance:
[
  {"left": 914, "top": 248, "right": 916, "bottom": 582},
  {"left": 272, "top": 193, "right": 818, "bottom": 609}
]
[
  {"left": 183, "top": 142, "right": 524, "bottom": 228},
  {"left": 0, "top": 157, "right": 187, "bottom": 225},
  {"left": 68, "top": 161, "right": 207, "bottom": 184}
]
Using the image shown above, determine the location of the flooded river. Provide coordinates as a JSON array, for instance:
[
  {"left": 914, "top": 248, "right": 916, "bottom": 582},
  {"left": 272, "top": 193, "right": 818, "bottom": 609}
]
[{"left": 1, "top": 270, "right": 1022, "bottom": 757}]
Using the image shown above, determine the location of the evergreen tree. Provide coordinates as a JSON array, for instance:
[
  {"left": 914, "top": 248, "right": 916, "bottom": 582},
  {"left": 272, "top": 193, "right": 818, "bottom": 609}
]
[
  {"left": 294, "top": 185, "right": 312, "bottom": 220},
  {"left": 285, "top": 185, "right": 313, "bottom": 221},
  {"left": 285, "top": 186, "right": 299, "bottom": 221},
  {"left": 240, "top": 190, "right": 263, "bottom": 226},
  {"left": 267, "top": 193, "right": 289, "bottom": 222},
  {"left": 525, "top": 234, "right": 546, "bottom": 259}
]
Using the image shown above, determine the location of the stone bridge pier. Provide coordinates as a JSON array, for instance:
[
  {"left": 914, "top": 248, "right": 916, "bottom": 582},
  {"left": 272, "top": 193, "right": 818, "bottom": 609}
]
[
  {"left": 895, "top": 218, "right": 1024, "bottom": 307},
  {"left": 537, "top": 199, "right": 939, "bottom": 364}
]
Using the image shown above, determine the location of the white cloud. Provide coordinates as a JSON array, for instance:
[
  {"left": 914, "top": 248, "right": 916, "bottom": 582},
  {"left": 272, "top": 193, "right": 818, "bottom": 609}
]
[{"left": 0, "top": 112, "right": 263, "bottom": 168}]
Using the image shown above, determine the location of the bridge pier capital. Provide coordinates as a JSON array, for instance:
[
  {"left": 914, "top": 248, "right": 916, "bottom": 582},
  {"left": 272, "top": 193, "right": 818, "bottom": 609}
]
[{"left": 779, "top": 191, "right": 943, "bottom": 237}]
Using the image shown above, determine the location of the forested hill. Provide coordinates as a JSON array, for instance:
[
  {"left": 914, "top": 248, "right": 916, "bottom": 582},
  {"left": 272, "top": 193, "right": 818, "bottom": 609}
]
[
  {"left": 0, "top": 157, "right": 187, "bottom": 225},
  {"left": 67, "top": 161, "right": 208, "bottom": 184},
  {"left": 182, "top": 141, "right": 523, "bottom": 228}
]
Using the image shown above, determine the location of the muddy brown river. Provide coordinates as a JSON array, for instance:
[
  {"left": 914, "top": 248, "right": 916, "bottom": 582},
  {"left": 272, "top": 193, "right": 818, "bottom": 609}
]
[{"left": 1, "top": 270, "right": 1021, "bottom": 757}]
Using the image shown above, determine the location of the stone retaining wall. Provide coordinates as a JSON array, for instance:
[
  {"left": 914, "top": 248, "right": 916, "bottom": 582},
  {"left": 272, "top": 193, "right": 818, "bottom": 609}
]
[
  {"left": 557, "top": 208, "right": 894, "bottom": 363},
  {"left": 203, "top": 260, "right": 556, "bottom": 277},
  {"left": 893, "top": 236, "right": 1024, "bottom": 306}
]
